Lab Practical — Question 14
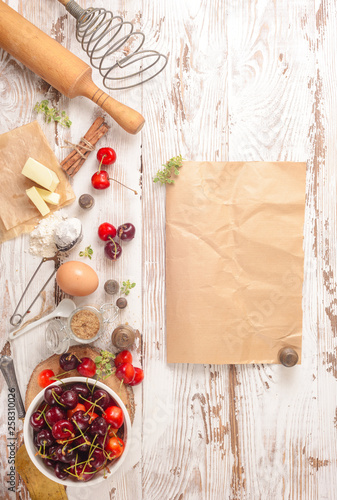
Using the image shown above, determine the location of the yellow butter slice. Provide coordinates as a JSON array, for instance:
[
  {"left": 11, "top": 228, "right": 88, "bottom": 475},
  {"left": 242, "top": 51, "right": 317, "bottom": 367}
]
[
  {"left": 35, "top": 187, "right": 60, "bottom": 206},
  {"left": 26, "top": 186, "right": 50, "bottom": 216},
  {"left": 22, "top": 157, "right": 59, "bottom": 192}
]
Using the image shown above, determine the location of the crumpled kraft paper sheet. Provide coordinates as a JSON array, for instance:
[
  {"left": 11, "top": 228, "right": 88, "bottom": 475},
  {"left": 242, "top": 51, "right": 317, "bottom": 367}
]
[
  {"left": 0, "top": 121, "right": 75, "bottom": 243},
  {"left": 166, "top": 161, "right": 306, "bottom": 364}
]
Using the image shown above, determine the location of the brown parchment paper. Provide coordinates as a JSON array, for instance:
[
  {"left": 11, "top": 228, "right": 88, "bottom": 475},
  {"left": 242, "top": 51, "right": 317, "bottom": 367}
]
[
  {"left": 0, "top": 121, "right": 75, "bottom": 243},
  {"left": 166, "top": 161, "right": 306, "bottom": 365}
]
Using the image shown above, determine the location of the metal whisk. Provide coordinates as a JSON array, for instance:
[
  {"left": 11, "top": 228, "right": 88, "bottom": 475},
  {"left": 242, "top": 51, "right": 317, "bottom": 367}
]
[{"left": 58, "top": 0, "right": 168, "bottom": 90}]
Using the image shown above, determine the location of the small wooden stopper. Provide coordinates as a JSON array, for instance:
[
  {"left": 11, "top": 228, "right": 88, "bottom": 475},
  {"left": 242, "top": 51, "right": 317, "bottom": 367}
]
[
  {"left": 279, "top": 347, "right": 299, "bottom": 367},
  {"left": 104, "top": 280, "right": 119, "bottom": 295},
  {"left": 111, "top": 324, "right": 136, "bottom": 350},
  {"left": 116, "top": 297, "right": 127, "bottom": 309},
  {"left": 78, "top": 194, "right": 95, "bottom": 210}
]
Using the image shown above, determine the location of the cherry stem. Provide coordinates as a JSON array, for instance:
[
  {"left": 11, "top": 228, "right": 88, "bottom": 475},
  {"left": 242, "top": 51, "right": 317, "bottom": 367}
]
[
  {"left": 98, "top": 156, "right": 105, "bottom": 173},
  {"left": 108, "top": 177, "right": 138, "bottom": 195},
  {"left": 108, "top": 237, "right": 118, "bottom": 259}
]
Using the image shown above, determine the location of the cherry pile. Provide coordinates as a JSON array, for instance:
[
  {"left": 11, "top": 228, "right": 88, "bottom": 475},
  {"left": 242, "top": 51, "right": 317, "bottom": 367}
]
[
  {"left": 30, "top": 380, "right": 125, "bottom": 482},
  {"left": 38, "top": 356, "right": 97, "bottom": 388},
  {"left": 114, "top": 350, "right": 144, "bottom": 386},
  {"left": 98, "top": 222, "right": 135, "bottom": 261}
]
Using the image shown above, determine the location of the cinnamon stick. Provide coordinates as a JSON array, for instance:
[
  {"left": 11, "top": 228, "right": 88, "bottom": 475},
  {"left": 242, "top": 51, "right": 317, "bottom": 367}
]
[{"left": 61, "top": 117, "right": 109, "bottom": 177}]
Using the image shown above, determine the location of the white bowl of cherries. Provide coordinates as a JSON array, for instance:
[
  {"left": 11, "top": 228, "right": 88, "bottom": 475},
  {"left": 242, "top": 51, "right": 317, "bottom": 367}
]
[{"left": 24, "top": 376, "right": 131, "bottom": 486}]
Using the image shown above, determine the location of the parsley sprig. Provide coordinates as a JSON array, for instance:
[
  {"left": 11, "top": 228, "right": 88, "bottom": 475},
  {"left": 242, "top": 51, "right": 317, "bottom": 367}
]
[
  {"left": 79, "top": 245, "right": 93, "bottom": 260},
  {"left": 153, "top": 155, "right": 184, "bottom": 184},
  {"left": 120, "top": 280, "right": 136, "bottom": 296},
  {"left": 34, "top": 99, "right": 72, "bottom": 128},
  {"left": 94, "top": 350, "right": 115, "bottom": 380}
]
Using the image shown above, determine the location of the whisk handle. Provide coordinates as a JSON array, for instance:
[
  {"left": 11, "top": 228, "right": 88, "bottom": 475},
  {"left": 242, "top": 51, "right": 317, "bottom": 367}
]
[
  {"left": 57, "top": 0, "right": 72, "bottom": 6},
  {"left": 84, "top": 83, "right": 145, "bottom": 135}
]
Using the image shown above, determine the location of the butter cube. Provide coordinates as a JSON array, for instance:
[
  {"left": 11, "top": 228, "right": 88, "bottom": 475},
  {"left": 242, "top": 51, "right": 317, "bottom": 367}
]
[
  {"left": 22, "top": 157, "right": 59, "bottom": 192},
  {"left": 26, "top": 186, "right": 50, "bottom": 216},
  {"left": 35, "top": 187, "right": 60, "bottom": 206}
]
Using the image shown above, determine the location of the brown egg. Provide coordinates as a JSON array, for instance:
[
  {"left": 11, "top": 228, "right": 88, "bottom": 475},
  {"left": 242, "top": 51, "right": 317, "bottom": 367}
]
[{"left": 56, "top": 261, "right": 99, "bottom": 296}]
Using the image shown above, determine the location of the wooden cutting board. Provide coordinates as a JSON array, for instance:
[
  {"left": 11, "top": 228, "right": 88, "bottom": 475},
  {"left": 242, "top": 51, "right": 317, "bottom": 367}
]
[
  {"left": 17, "top": 346, "right": 135, "bottom": 499},
  {"left": 16, "top": 444, "right": 68, "bottom": 500},
  {"left": 25, "top": 345, "right": 135, "bottom": 422}
]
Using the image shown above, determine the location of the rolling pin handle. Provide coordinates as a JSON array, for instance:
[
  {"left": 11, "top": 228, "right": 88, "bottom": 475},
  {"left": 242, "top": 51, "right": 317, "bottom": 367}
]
[
  {"left": 87, "top": 85, "right": 145, "bottom": 135},
  {"left": 279, "top": 347, "right": 299, "bottom": 367}
]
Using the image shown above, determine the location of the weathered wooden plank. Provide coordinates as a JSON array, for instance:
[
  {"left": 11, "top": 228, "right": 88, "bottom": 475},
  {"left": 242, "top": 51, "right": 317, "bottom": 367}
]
[
  {"left": 141, "top": 0, "right": 232, "bottom": 499},
  {"left": 227, "top": 1, "right": 317, "bottom": 499},
  {"left": 313, "top": 0, "right": 337, "bottom": 498}
]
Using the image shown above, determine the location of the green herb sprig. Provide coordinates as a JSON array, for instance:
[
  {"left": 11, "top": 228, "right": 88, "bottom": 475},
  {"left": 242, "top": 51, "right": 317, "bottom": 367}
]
[
  {"left": 153, "top": 155, "right": 184, "bottom": 184},
  {"left": 94, "top": 350, "right": 115, "bottom": 380},
  {"left": 34, "top": 100, "right": 72, "bottom": 128},
  {"left": 79, "top": 245, "right": 93, "bottom": 260},
  {"left": 120, "top": 280, "right": 136, "bottom": 296}
]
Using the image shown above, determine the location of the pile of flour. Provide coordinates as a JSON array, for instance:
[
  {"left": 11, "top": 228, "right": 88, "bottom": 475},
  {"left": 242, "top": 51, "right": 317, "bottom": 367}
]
[{"left": 29, "top": 212, "right": 66, "bottom": 258}]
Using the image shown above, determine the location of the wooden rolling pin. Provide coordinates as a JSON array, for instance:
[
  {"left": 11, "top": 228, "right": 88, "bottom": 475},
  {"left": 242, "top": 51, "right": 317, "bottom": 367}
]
[{"left": 0, "top": 1, "right": 145, "bottom": 135}]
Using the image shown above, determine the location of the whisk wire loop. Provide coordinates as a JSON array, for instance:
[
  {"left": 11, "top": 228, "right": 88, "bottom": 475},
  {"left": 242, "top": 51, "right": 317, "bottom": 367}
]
[{"left": 65, "top": 1, "right": 167, "bottom": 90}]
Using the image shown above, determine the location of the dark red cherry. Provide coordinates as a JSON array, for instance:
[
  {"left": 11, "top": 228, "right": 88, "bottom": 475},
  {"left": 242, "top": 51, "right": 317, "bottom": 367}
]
[
  {"left": 54, "top": 462, "right": 68, "bottom": 480},
  {"left": 45, "top": 407, "right": 66, "bottom": 426},
  {"left": 44, "top": 385, "right": 63, "bottom": 405},
  {"left": 90, "top": 448, "right": 106, "bottom": 469},
  {"left": 117, "top": 223, "right": 135, "bottom": 241},
  {"left": 36, "top": 429, "right": 54, "bottom": 447},
  {"left": 54, "top": 444, "right": 76, "bottom": 463},
  {"left": 71, "top": 410, "right": 91, "bottom": 432},
  {"left": 71, "top": 383, "right": 90, "bottom": 398},
  {"left": 29, "top": 411, "right": 47, "bottom": 431},
  {"left": 92, "top": 389, "right": 112, "bottom": 410},
  {"left": 104, "top": 240, "right": 122, "bottom": 261},
  {"left": 43, "top": 457, "right": 55, "bottom": 467},
  {"left": 59, "top": 352, "right": 79, "bottom": 371},
  {"left": 88, "top": 416, "right": 108, "bottom": 436},
  {"left": 74, "top": 434, "right": 92, "bottom": 453},
  {"left": 76, "top": 463, "right": 96, "bottom": 481},
  {"left": 96, "top": 434, "right": 109, "bottom": 451},
  {"left": 59, "top": 390, "right": 78, "bottom": 409}
]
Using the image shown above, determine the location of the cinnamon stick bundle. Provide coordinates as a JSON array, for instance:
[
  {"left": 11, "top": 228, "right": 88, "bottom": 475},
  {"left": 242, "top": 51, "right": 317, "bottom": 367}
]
[{"left": 61, "top": 117, "right": 109, "bottom": 177}]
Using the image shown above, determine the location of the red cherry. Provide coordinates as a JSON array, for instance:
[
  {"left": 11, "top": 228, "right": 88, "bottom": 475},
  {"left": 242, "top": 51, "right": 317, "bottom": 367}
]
[
  {"left": 91, "top": 170, "right": 110, "bottom": 189},
  {"left": 114, "top": 350, "right": 132, "bottom": 368},
  {"left": 106, "top": 436, "right": 124, "bottom": 459},
  {"left": 115, "top": 362, "right": 135, "bottom": 385},
  {"left": 38, "top": 369, "right": 55, "bottom": 388},
  {"left": 97, "top": 147, "right": 117, "bottom": 165},
  {"left": 98, "top": 222, "right": 117, "bottom": 241},
  {"left": 77, "top": 357, "right": 96, "bottom": 377},
  {"left": 129, "top": 367, "right": 144, "bottom": 386},
  {"left": 52, "top": 419, "right": 74, "bottom": 440},
  {"left": 103, "top": 406, "right": 124, "bottom": 429}
]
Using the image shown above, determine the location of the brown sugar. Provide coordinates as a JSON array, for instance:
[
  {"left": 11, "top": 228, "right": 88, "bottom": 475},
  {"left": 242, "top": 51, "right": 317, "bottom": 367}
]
[{"left": 70, "top": 309, "right": 100, "bottom": 339}]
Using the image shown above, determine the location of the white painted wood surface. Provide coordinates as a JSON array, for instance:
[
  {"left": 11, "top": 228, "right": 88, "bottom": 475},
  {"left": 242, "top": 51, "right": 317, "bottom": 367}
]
[{"left": 0, "top": 0, "right": 336, "bottom": 499}]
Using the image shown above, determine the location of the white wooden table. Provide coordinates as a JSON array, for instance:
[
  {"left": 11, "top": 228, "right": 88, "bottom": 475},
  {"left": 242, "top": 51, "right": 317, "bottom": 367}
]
[{"left": 0, "top": 0, "right": 336, "bottom": 499}]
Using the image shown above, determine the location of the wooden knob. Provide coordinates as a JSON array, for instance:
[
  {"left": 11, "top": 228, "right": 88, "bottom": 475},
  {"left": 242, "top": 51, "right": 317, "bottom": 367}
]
[{"left": 279, "top": 347, "right": 299, "bottom": 367}]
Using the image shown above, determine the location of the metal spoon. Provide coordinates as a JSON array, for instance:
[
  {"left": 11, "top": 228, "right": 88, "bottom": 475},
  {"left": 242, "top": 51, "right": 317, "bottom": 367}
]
[
  {"left": 0, "top": 356, "right": 25, "bottom": 418},
  {"left": 10, "top": 219, "right": 82, "bottom": 327},
  {"left": 9, "top": 298, "right": 76, "bottom": 341}
]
